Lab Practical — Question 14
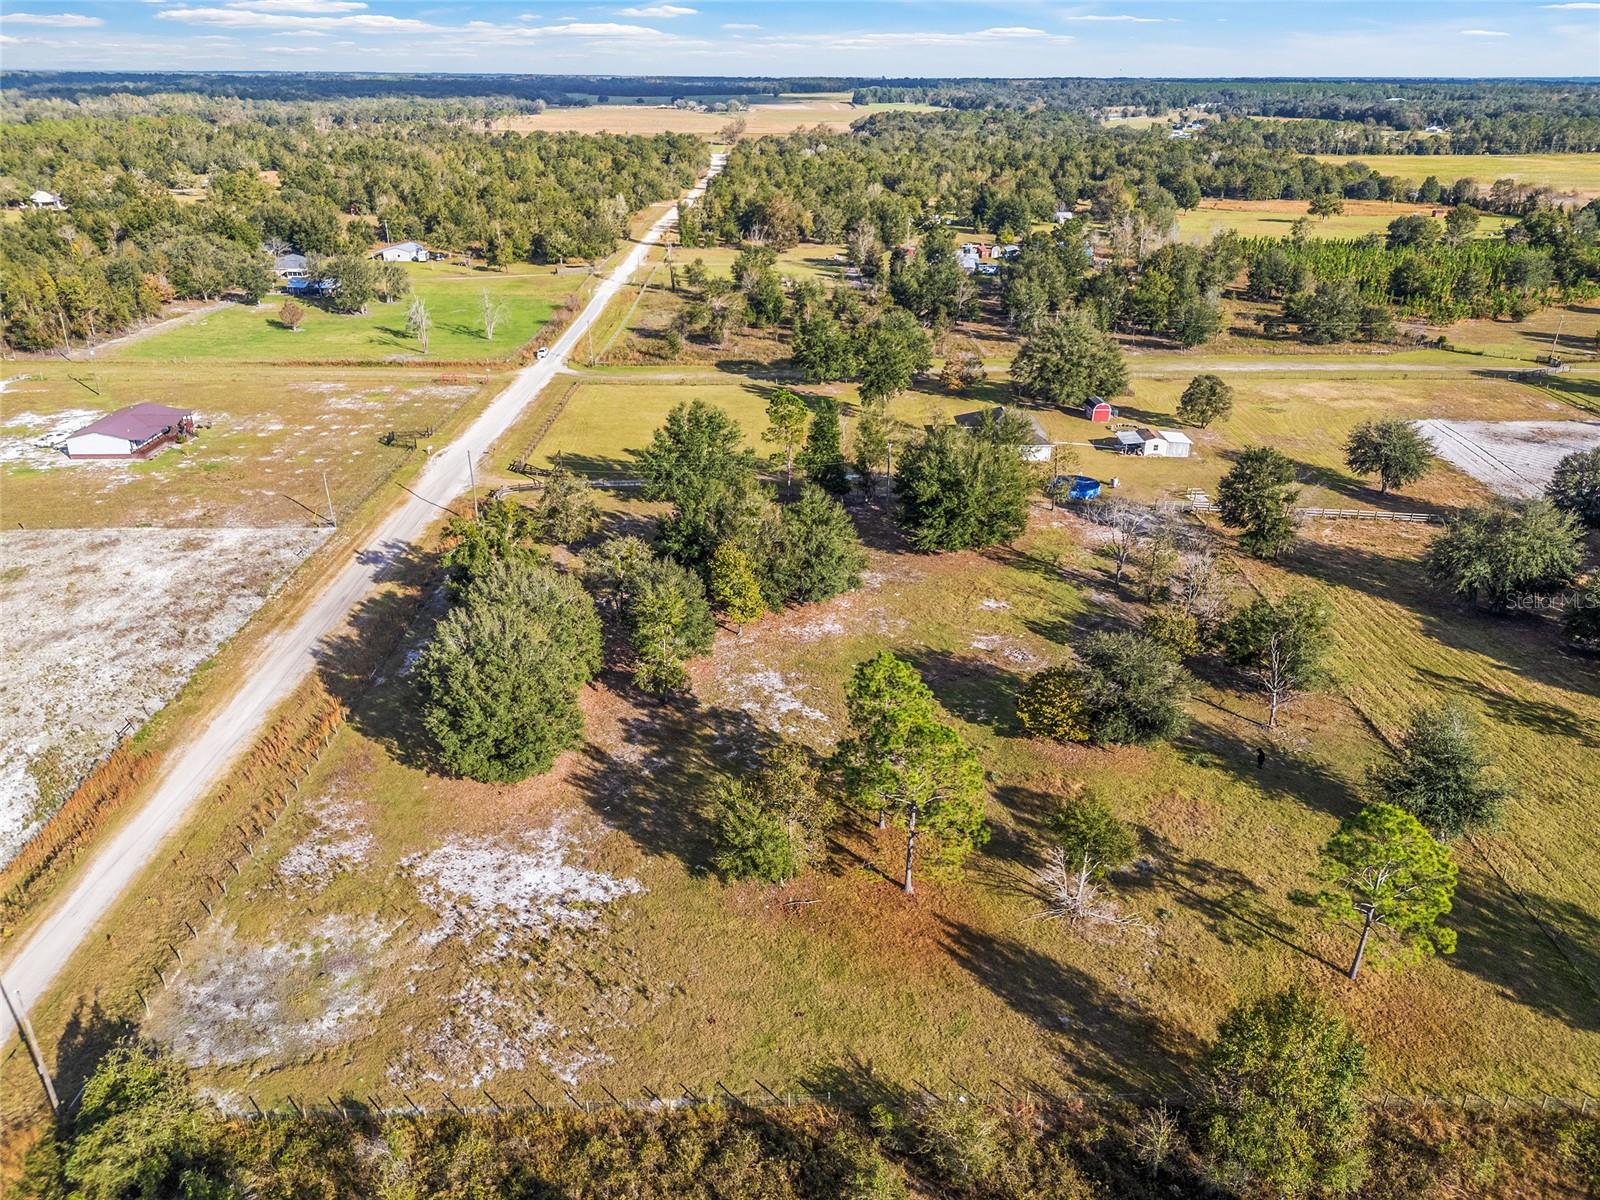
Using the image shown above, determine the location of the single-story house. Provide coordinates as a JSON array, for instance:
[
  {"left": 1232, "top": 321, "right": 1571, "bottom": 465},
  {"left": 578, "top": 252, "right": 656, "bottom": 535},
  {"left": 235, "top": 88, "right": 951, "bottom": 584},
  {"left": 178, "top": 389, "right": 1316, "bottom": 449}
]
[
  {"left": 28, "top": 189, "right": 64, "bottom": 209},
  {"left": 956, "top": 244, "right": 982, "bottom": 273},
  {"left": 1082, "top": 398, "right": 1115, "bottom": 423},
  {"left": 273, "top": 253, "right": 310, "bottom": 280},
  {"left": 956, "top": 406, "right": 1055, "bottom": 462},
  {"left": 372, "top": 240, "right": 432, "bottom": 263},
  {"left": 62, "top": 403, "right": 195, "bottom": 460},
  {"left": 1120, "top": 428, "right": 1193, "bottom": 458}
]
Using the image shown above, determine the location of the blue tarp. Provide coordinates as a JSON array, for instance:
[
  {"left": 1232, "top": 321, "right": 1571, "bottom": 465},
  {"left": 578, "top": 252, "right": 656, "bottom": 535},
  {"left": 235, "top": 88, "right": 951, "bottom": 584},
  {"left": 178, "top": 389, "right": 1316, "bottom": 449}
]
[{"left": 1066, "top": 476, "right": 1101, "bottom": 502}]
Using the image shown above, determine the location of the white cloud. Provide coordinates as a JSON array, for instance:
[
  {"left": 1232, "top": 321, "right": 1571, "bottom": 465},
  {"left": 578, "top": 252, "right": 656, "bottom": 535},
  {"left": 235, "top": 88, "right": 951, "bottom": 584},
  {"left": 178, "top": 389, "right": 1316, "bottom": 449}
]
[
  {"left": 1540, "top": 3, "right": 1600, "bottom": 8},
  {"left": 156, "top": 5, "right": 434, "bottom": 30},
  {"left": 721, "top": 21, "right": 758, "bottom": 29},
  {"left": 1459, "top": 27, "right": 1510, "bottom": 35},
  {"left": 273, "top": 29, "right": 331, "bottom": 36},
  {"left": 481, "top": 20, "right": 669, "bottom": 38},
  {"left": 0, "top": 12, "right": 106, "bottom": 27},
  {"left": 261, "top": 43, "right": 323, "bottom": 53},
  {"left": 617, "top": 4, "right": 694, "bottom": 15},
  {"left": 0, "top": 32, "right": 19, "bottom": 43},
  {"left": 228, "top": 0, "right": 369, "bottom": 11},
  {"left": 1063, "top": 13, "right": 1172, "bottom": 21}
]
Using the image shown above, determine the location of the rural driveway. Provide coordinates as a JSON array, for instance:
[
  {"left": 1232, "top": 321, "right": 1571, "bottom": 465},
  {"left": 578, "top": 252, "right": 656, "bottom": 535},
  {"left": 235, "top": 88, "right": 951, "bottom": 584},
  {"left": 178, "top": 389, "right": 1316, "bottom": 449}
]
[{"left": 0, "top": 154, "right": 726, "bottom": 1049}]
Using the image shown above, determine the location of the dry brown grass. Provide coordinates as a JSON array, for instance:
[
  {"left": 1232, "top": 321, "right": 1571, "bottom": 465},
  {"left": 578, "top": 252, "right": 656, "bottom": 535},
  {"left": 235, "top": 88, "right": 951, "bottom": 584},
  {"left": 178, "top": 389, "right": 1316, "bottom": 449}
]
[{"left": 0, "top": 748, "right": 155, "bottom": 933}]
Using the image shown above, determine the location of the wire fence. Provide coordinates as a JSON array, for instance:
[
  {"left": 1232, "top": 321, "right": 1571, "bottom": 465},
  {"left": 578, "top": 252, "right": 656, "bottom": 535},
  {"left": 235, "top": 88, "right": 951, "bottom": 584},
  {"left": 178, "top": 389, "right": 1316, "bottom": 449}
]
[{"left": 230, "top": 1082, "right": 1597, "bottom": 1125}]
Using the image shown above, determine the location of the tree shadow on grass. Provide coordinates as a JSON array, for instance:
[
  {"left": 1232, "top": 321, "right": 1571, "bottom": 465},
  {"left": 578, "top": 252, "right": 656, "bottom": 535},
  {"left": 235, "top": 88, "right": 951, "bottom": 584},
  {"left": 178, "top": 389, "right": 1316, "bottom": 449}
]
[
  {"left": 1415, "top": 665, "right": 1599, "bottom": 747},
  {"left": 900, "top": 648, "right": 1025, "bottom": 735},
  {"left": 1447, "top": 870, "right": 1600, "bottom": 1033},
  {"left": 1133, "top": 830, "right": 1346, "bottom": 975},
  {"left": 1178, "top": 710, "right": 1365, "bottom": 821},
  {"left": 312, "top": 541, "right": 448, "bottom": 775},
  {"left": 51, "top": 999, "right": 138, "bottom": 1106},
  {"left": 569, "top": 692, "right": 775, "bottom": 873},
  {"left": 1287, "top": 534, "right": 1600, "bottom": 699},
  {"left": 937, "top": 917, "right": 1202, "bottom": 1091}
]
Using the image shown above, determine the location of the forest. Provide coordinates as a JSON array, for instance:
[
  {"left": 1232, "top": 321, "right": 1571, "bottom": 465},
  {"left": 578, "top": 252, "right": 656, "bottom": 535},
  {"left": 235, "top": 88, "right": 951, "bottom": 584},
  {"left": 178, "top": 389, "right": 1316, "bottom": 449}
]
[{"left": 0, "top": 107, "right": 705, "bottom": 350}]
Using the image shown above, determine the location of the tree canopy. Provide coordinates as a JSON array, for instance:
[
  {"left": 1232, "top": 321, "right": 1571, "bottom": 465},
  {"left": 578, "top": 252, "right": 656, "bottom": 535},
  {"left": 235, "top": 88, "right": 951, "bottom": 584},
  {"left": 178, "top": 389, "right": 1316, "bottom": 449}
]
[
  {"left": 1217, "top": 446, "right": 1300, "bottom": 559},
  {"left": 1009, "top": 310, "right": 1129, "bottom": 409},
  {"left": 1343, "top": 419, "right": 1435, "bottom": 494},
  {"left": 1425, "top": 498, "right": 1584, "bottom": 611}
]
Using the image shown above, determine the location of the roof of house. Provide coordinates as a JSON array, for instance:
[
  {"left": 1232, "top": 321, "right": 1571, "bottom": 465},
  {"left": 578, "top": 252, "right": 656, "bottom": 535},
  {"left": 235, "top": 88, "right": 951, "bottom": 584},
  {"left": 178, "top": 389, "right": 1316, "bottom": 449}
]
[
  {"left": 1160, "top": 430, "right": 1193, "bottom": 445},
  {"left": 67, "top": 403, "right": 192, "bottom": 445},
  {"left": 375, "top": 240, "right": 428, "bottom": 253},
  {"left": 1115, "top": 430, "right": 1144, "bottom": 446},
  {"left": 29, "top": 189, "right": 58, "bottom": 202},
  {"left": 955, "top": 406, "right": 1050, "bottom": 443},
  {"left": 1135, "top": 427, "right": 1163, "bottom": 441},
  {"left": 275, "top": 253, "right": 309, "bottom": 270}
]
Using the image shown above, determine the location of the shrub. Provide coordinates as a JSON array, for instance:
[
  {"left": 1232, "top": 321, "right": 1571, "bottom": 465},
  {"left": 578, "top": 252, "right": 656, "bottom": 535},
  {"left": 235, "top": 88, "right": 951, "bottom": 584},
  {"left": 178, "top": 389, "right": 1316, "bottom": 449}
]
[
  {"left": 1016, "top": 666, "right": 1088, "bottom": 742},
  {"left": 1048, "top": 793, "right": 1137, "bottom": 879}
]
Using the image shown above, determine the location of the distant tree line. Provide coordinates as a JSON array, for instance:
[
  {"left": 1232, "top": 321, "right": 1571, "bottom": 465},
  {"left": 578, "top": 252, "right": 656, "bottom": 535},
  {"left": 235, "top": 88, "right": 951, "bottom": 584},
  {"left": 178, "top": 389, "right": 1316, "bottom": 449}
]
[{"left": 0, "top": 108, "right": 705, "bottom": 350}]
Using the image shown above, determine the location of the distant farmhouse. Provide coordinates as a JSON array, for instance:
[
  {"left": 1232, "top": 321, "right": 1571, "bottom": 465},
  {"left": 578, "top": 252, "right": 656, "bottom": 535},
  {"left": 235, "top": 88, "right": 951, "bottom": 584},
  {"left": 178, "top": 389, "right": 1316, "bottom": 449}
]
[
  {"left": 372, "top": 241, "right": 442, "bottom": 263},
  {"left": 62, "top": 403, "right": 194, "bottom": 460},
  {"left": 23, "top": 189, "right": 64, "bottom": 210},
  {"left": 273, "top": 253, "right": 310, "bottom": 281}
]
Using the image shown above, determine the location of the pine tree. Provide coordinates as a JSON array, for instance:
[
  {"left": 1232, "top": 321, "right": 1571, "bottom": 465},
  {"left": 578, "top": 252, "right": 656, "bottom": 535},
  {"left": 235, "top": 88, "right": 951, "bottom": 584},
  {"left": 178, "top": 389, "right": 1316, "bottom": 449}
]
[{"left": 1217, "top": 445, "right": 1299, "bottom": 559}]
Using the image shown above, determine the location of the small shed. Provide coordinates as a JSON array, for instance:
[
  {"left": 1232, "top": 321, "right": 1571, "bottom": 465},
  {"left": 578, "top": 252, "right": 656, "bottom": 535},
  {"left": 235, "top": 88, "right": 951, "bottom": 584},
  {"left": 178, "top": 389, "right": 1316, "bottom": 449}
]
[
  {"left": 1082, "top": 398, "right": 1114, "bottom": 423},
  {"left": 1159, "top": 430, "right": 1193, "bottom": 458},
  {"left": 62, "top": 403, "right": 194, "bottom": 460},
  {"left": 28, "top": 189, "right": 63, "bottom": 209}
]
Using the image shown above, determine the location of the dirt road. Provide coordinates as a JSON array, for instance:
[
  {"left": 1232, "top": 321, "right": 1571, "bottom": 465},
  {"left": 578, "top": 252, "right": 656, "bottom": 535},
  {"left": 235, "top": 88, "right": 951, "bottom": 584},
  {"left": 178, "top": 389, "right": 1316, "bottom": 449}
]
[{"left": 0, "top": 155, "right": 725, "bottom": 1048}]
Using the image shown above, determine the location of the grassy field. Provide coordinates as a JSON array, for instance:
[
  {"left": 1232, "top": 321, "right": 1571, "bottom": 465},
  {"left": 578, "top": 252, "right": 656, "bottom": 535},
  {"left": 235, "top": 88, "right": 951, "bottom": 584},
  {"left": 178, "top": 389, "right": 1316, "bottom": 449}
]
[
  {"left": 1176, "top": 198, "right": 1514, "bottom": 241},
  {"left": 25, "top": 501, "right": 1591, "bottom": 1114},
  {"left": 0, "top": 362, "right": 503, "bottom": 527},
  {"left": 493, "top": 97, "right": 936, "bottom": 138},
  {"left": 115, "top": 263, "right": 579, "bottom": 364},
  {"left": 521, "top": 364, "right": 1585, "bottom": 512},
  {"left": 1313, "top": 153, "right": 1600, "bottom": 196}
]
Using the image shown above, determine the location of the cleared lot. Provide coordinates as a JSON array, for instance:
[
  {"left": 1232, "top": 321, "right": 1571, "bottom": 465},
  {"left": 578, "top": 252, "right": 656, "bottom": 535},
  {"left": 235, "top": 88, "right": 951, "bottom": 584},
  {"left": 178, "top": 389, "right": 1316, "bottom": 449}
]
[
  {"left": 0, "top": 526, "right": 328, "bottom": 865},
  {"left": 1417, "top": 418, "right": 1600, "bottom": 498}
]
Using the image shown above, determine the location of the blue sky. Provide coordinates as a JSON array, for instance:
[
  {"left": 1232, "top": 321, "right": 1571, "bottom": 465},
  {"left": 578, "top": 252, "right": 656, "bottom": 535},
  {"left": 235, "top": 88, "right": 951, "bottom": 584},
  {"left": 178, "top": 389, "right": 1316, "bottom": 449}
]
[{"left": 1, "top": 2, "right": 1596, "bottom": 77}]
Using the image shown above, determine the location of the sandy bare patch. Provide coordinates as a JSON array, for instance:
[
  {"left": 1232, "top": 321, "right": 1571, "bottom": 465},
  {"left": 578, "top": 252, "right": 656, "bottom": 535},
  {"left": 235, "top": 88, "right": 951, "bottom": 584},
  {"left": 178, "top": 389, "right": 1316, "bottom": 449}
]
[
  {"left": 0, "top": 405, "right": 105, "bottom": 469},
  {"left": 273, "top": 787, "right": 373, "bottom": 892},
  {"left": 153, "top": 914, "right": 391, "bottom": 1067},
  {"left": 403, "top": 823, "right": 643, "bottom": 963},
  {"left": 0, "top": 526, "right": 328, "bottom": 864},
  {"left": 1417, "top": 418, "right": 1600, "bottom": 499}
]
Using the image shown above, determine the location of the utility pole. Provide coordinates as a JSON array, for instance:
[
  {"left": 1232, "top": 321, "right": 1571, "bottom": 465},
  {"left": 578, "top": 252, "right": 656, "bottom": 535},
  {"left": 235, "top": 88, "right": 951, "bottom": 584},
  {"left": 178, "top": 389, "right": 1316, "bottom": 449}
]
[
  {"left": 1, "top": 978, "right": 58, "bottom": 1114},
  {"left": 467, "top": 451, "right": 479, "bottom": 520},
  {"left": 322, "top": 470, "right": 336, "bottom": 529}
]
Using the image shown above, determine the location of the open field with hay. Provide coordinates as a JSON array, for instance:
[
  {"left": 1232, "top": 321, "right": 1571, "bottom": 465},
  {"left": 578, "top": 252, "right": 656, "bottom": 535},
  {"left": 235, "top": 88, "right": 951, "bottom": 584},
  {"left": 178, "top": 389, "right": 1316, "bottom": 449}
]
[
  {"left": 1174, "top": 198, "right": 1513, "bottom": 241},
  {"left": 493, "top": 97, "right": 935, "bottom": 138},
  {"left": 1312, "top": 153, "right": 1600, "bottom": 197},
  {"left": 114, "top": 262, "right": 580, "bottom": 365}
]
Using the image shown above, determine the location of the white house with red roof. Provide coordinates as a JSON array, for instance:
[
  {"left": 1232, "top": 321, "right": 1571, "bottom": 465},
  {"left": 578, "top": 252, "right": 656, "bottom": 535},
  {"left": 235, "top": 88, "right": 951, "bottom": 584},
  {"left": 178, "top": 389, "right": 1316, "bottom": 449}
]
[{"left": 62, "top": 404, "right": 195, "bottom": 460}]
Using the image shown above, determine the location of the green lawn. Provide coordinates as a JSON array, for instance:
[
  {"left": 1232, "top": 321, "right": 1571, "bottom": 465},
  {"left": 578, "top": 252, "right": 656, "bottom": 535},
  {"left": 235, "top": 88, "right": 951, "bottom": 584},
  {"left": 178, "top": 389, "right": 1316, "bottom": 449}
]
[
  {"left": 116, "top": 263, "right": 579, "bottom": 364},
  {"left": 1312, "top": 153, "right": 1600, "bottom": 194}
]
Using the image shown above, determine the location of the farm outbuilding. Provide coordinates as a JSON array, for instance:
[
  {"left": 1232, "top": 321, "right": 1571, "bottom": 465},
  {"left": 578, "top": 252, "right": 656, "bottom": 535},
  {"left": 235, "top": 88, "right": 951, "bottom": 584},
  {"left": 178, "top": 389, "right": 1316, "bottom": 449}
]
[
  {"left": 1082, "top": 398, "right": 1114, "bottom": 423},
  {"left": 1117, "top": 428, "right": 1193, "bottom": 458},
  {"left": 62, "top": 403, "right": 194, "bottom": 460},
  {"left": 372, "top": 241, "right": 433, "bottom": 263}
]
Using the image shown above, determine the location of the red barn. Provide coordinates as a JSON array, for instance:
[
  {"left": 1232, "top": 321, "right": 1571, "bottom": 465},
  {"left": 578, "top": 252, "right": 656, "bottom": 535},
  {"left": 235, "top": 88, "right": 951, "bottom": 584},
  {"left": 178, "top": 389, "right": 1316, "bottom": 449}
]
[{"left": 1082, "top": 398, "right": 1114, "bottom": 423}]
